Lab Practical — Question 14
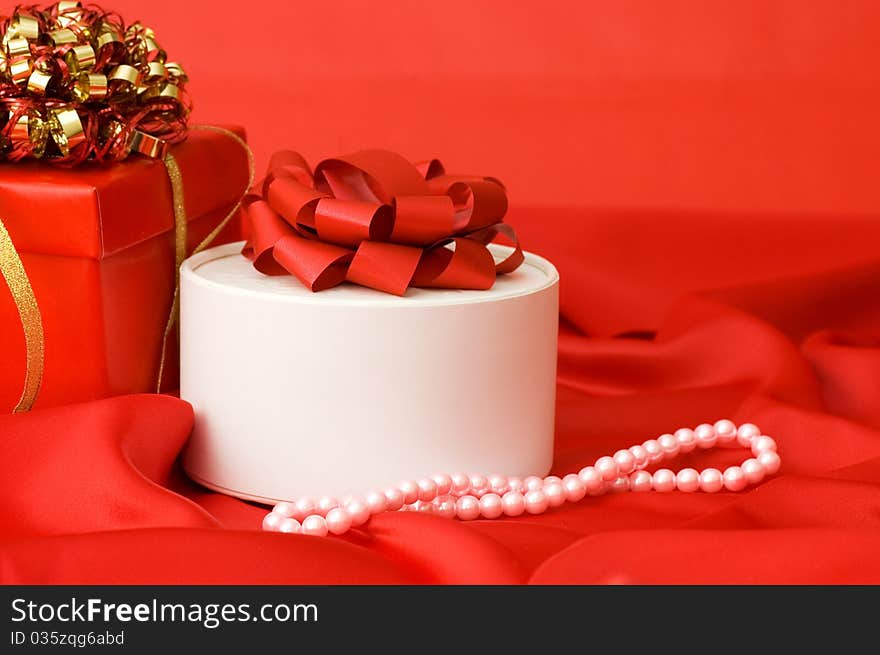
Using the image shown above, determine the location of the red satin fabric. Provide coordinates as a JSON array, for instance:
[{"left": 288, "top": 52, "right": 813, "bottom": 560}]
[
  {"left": 242, "top": 150, "right": 523, "bottom": 296},
  {"left": 2, "top": 204, "right": 880, "bottom": 584}
]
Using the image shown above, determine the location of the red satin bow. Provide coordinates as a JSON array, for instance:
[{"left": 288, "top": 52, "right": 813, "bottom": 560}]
[{"left": 242, "top": 150, "right": 524, "bottom": 296}]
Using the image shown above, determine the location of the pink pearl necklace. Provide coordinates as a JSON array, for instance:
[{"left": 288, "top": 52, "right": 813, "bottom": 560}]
[{"left": 262, "top": 420, "right": 781, "bottom": 537}]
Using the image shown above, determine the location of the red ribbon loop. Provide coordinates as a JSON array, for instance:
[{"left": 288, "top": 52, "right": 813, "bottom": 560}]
[{"left": 242, "top": 150, "right": 524, "bottom": 296}]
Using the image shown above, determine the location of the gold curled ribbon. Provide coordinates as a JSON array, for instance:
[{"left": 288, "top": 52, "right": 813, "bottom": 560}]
[
  {"left": 0, "top": 220, "right": 44, "bottom": 413},
  {"left": 1, "top": 3, "right": 190, "bottom": 165},
  {"left": 155, "top": 125, "right": 255, "bottom": 392}
]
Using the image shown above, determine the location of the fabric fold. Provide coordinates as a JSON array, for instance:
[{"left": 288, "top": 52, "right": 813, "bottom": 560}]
[{"left": 4, "top": 205, "right": 880, "bottom": 584}]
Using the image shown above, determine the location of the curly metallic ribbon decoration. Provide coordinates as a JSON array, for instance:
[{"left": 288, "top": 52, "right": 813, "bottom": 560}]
[
  {"left": 0, "top": 2, "right": 224, "bottom": 410},
  {"left": 244, "top": 151, "right": 524, "bottom": 296},
  {"left": 1, "top": 2, "right": 189, "bottom": 164}
]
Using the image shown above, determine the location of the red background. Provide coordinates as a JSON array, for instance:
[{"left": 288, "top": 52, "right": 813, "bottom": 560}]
[
  {"left": 2, "top": 1, "right": 880, "bottom": 584},
  {"left": 112, "top": 0, "right": 879, "bottom": 214}
]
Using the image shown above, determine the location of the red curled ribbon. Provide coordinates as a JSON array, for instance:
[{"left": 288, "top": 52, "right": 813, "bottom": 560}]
[{"left": 242, "top": 150, "right": 524, "bottom": 296}]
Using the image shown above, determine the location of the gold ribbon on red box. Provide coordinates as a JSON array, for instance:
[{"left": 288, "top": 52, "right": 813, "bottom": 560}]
[
  {"left": 0, "top": 2, "right": 253, "bottom": 411},
  {"left": 244, "top": 150, "right": 524, "bottom": 296},
  {"left": 0, "top": 1, "right": 189, "bottom": 164}
]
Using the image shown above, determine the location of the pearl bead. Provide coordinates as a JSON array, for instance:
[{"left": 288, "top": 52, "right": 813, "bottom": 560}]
[
  {"left": 723, "top": 466, "right": 748, "bottom": 492},
  {"left": 295, "top": 497, "right": 318, "bottom": 520},
  {"left": 325, "top": 508, "right": 352, "bottom": 535},
  {"left": 488, "top": 474, "right": 509, "bottom": 495},
  {"left": 316, "top": 497, "right": 338, "bottom": 514},
  {"left": 737, "top": 423, "right": 760, "bottom": 447},
  {"left": 652, "top": 469, "right": 676, "bottom": 492},
  {"left": 609, "top": 476, "right": 629, "bottom": 493},
  {"left": 741, "top": 458, "right": 764, "bottom": 485},
  {"left": 432, "top": 495, "right": 457, "bottom": 519},
  {"left": 758, "top": 451, "right": 781, "bottom": 475},
  {"left": 524, "top": 475, "right": 544, "bottom": 492},
  {"left": 544, "top": 482, "right": 566, "bottom": 507},
  {"left": 676, "top": 468, "right": 700, "bottom": 492},
  {"left": 630, "top": 470, "right": 652, "bottom": 492},
  {"left": 501, "top": 491, "right": 526, "bottom": 516},
  {"left": 642, "top": 439, "right": 664, "bottom": 462},
  {"left": 675, "top": 428, "right": 697, "bottom": 453},
  {"left": 272, "top": 502, "right": 296, "bottom": 518},
  {"left": 657, "top": 433, "right": 680, "bottom": 456},
  {"left": 365, "top": 491, "right": 387, "bottom": 514},
  {"left": 345, "top": 498, "right": 370, "bottom": 526},
  {"left": 398, "top": 480, "right": 419, "bottom": 504},
  {"left": 383, "top": 488, "right": 405, "bottom": 511},
  {"left": 456, "top": 495, "right": 481, "bottom": 521},
  {"left": 432, "top": 474, "right": 453, "bottom": 495},
  {"left": 469, "top": 474, "right": 490, "bottom": 496},
  {"left": 613, "top": 449, "right": 636, "bottom": 475},
  {"left": 262, "top": 418, "right": 777, "bottom": 538},
  {"left": 699, "top": 468, "right": 723, "bottom": 493},
  {"left": 562, "top": 474, "right": 586, "bottom": 502},
  {"left": 479, "top": 493, "right": 504, "bottom": 519},
  {"left": 301, "top": 515, "right": 328, "bottom": 537},
  {"left": 629, "top": 444, "right": 649, "bottom": 469},
  {"left": 714, "top": 419, "right": 737, "bottom": 445},
  {"left": 751, "top": 436, "right": 777, "bottom": 456},
  {"left": 595, "top": 456, "right": 619, "bottom": 481},
  {"left": 263, "top": 513, "right": 283, "bottom": 531},
  {"left": 524, "top": 489, "right": 549, "bottom": 514},
  {"left": 278, "top": 518, "right": 301, "bottom": 534},
  {"left": 578, "top": 466, "right": 604, "bottom": 494},
  {"left": 417, "top": 478, "right": 438, "bottom": 502},
  {"left": 450, "top": 473, "right": 471, "bottom": 494},
  {"left": 695, "top": 423, "right": 717, "bottom": 449}
]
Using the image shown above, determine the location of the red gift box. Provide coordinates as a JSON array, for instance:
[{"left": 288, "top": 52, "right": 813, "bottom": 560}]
[{"left": 0, "top": 127, "right": 249, "bottom": 412}]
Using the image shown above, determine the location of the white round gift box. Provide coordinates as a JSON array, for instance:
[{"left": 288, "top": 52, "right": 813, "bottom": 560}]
[{"left": 180, "top": 241, "right": 559, "bottom": 504}]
